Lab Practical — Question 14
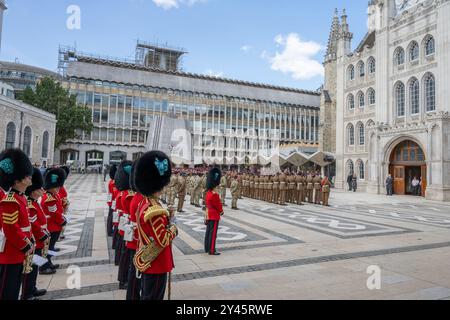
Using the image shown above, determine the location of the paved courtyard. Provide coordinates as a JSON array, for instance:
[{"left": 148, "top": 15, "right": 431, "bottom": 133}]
[{"left": 39, "top": 174, "right": 450, "bottom": 300}]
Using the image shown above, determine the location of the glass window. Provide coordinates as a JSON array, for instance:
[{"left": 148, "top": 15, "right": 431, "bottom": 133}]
[
  {"left": 348, "top": 161, "right": 354, "bottom": 176},
  {"left": 101, "top": 95, "right": 109, "bottom": 124},
  {"left": 5, "top": 122, "right": 16, "bottom": 149},
  {"left": 42, "top": 131, "right": 49, "bottom": 158},
  {"left": 116, "top": 129, "right": 123, "bottom": 142},
  {"left": 131, "top": 130, "right": 138, "bottom": 143},
  {"left": 425, "top": 74, "right": 436, "bottom": 112},
  {"left": 109, "top": 95, "right": 118, "bottom": 126},
  {"left": 348, "top": 65, "right": 355, "bottom": 80},
  {"left": 359, "top": 124, "right": 365, "bottom": 145},
  {"left": 358, "top": 161, "right": 365, "bottom": 180},
  {"left": 425, "top": 36, "right": 435, "bottom": 56},
  {"left": 368, "top": 89, "right": 376, "bottom": 105},
  {"left": 410, "top": 42, "right": 419, "bottom": 61},
  {"left": 348, "top": 125, "right": 355, "bottom": 146},
  {"left": 396, "top": 48, "right": 405, "bottom": 66},
  {"left": 348, "top": 94, "right": 355, "bottom": 110},
  {"left": 396, "top": 82, "right": 405, "bottom": 117},
  {"left": 123, "top": 129, "right": 131, "bottom": 143},
  {"left": 108, "top": 129, "right": 115, "bottom": 142},
  {"left": 23, "top": 127, "right": 32, "bottom": 157},
  {"left": 368, "top": 57, "right": 376, "bottom": 74},
  {"left": 100, "top": 128, "right": 107, "bottom": 141},
  {"left": 359, "top": 62, "right": 365, "bottom": 77},
  {"left": 359, "top": 92, "right": 365, "bottom": 108},
  {"left": 139, "top": 131, "right": 146, "bottom": 143},
  {"left": 409, "top": 79, "right": 420, "bottom": 115}
]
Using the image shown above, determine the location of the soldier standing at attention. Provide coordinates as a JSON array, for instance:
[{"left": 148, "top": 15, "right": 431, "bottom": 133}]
[
  {"left": 204, "top": 168, "right": 224, "bottom": 255},
  {"left": 306, "top": 172, "right": 314, "bottom": 203},
  {"left": 272, "top": 174, "right": 279, "bottom": 204},
  {"left": 201, "top": 172, "right": 207, "bottom": 210},
  {"left": 168, "top": 173, "right": 178, "bottom": 208},
  {"left": 279, "top": 172, "right": 287, "bottom": 205},
  {"left": 107, "top": 165, "right": 117, "bottom": 237},
  {"left": 231, "top": 177, "right": 239, "bottom": 210},
  {"left": 219, "top": 174, "right": 227, "bottom": 206},
  {"left": 0, "top": 149, "right": 34, "bottom": 300},
  {"left": 313, "top": 173, "right": 322, "bottom": 205},
  {"left": 267, "top": 176, "right": 273, "bottom": 203},
  {"left": 177, "top": 172, "right": 187, "bottom": 213},
  {"left": 133, "top": 151, "right": 178, "bottom": 300},
  {"left": 254, "top": 176, "right": 259, "bottom": 201},
  {"left": 321, "top": 176, "right": 332, "bottom": 207},
  {"left": 295, "top": 174, "right": 303, "bottom": 205},
  {"left": 237, "top": 174, "right": 243, "bottom": 200}
]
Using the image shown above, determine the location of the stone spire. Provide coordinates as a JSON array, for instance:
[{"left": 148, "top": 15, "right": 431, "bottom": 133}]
[
  {"left": 324, "top": 9, "right": 340, "bottom": 63},
  {"left": 339, "top": 8, "right": 353, "bottom": 56}
]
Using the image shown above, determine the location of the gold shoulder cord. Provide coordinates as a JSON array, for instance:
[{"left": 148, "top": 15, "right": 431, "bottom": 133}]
[{"left": 3, "top": 193, "right": 19, "bottom": 204}]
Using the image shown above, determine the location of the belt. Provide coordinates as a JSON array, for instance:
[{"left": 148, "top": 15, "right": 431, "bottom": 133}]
[
  {"left": 41, "top": 224, "right": 48, "bottom": 229},
  {"left": 21, "top": 226, "right": 31, "bottom": 232}
]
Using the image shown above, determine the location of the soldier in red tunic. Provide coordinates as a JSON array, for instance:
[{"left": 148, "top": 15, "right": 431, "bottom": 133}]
[
  {"left": 40, "top": 168, "right": 67, "bottom": 273},
  {"left": 204, "top": 168, "right": 224, "bottom": 256},
  {"left": 58, "top": 166, "right": 70, "bottom": 240},
  {"left": 126, "top": 162, "right": 145, "bottom": 300},
  {"left": 115, "top": 161, "right": 134, "bottom": 290},
  {"left": 107, "top": 165, "right": 117, "bottom": 237},
  {"left": 21, "top": 168, "right": 51, "bottom": 300},
  {"left": 133, "top": 151, "right": 178, "bottom": 300},
  {"left": 0, "top": 149, "right": 34, "bottom": 300}
]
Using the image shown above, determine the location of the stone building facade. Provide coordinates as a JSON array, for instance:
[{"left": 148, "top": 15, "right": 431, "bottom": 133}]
[
  {"left": 0, "top": 94, "right": 57, "bottom": 166},
  {"left": 327, "top": 0, "right": 450, "bottom": 201}
]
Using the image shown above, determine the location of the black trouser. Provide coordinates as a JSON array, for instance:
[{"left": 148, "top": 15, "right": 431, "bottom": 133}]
[
  {"left": 107, "top": 207, "right": 114, "bottom": 237},
  {"left": 112, "top": 226, "right": 118, "bottom": 250},
  {"left": 118, "top": 246, "right": 130, "bottom": 284},
  {"left": 115, "top": 234, "right": 124, "bottom": 266},
  {"left": 141, "top": 273, "right": 167, "bottom": 301},
  {"left": 41, "top": 231, "right": 60, "bottom": 270},
  {"left": 204, "top": 220, "right": 219, "bottom": 254},
  {"left": 387, "top": 185, "right": 393, "bottom": 196},
  {"left": 126, "top": 250, "right": 141, "bottom": 300},
  {"left": 0, "top": 263, "right": 23, "bottom": 300},
  {"left": 21, "top": 248, "right": 42, "bottom": 300}
]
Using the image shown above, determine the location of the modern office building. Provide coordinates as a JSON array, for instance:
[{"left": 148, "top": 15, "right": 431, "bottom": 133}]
[{"left": 56, "top": 41, "right": 322, "bottom": 167}]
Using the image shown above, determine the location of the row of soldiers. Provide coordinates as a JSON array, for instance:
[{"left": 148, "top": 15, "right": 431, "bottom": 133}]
[
  {"left": 0, "top": 149, "right": 70, "bottom": 300},
  {"left": 240, "top": 172, "right": 332, "bottom": 207}
]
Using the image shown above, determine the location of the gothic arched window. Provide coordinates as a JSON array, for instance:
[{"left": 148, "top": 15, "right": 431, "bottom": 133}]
[
  {"left": 368, "top": 57, "right": 376, "bottom": 74},
  {"left": 409, "top": 78, "right": 420, "bottom": 115},
  {"left": 424, "top": 73, "right": 436, "bottom": 112},
  {"left": 23, "top": 126, "right": 32, "bottom": 157},
  {"left": 357, "top": 160, "right": 365, "bottom": 180},
  {"left": 395, "top": 82, "right": 406, "bottom": 117},
  {"left": 42, "top": 131, "right": 49, "bottom": 158},
  {"left": 348, "top": 65, "right": 355, "bottom": 81},
  {"left": 348, "top": 94, "right": 355, "bottom": 110},
  {"left": 5, "top": 122, "right": 16, "bottom": 149},
  {"left": 409, "top": 41, "right": 419, "bottom": 61},
  {"left": 368, "top": 88, "right": 376, "bottom": 105},
  {"left": 348, "top": 124, "right": 355, "bottom": 146},
  {"left": 425, "top": 36, "right": 435, "bottom": 56},
  {"left": 358, "top": 92, "right": 365, "bottom": 108},
  {"left": 358, "top": 61, "right": 365, "bottom": 77},
  {"left": 357, "top": 122, "right": 365, "bottom": 146},
  {"left": 395, "top": 47, "right": 405, "bottom": 66}
]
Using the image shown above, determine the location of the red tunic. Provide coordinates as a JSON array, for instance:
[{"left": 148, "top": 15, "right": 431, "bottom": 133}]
[
  {"left": 40, "top": 192, "right": 66, "bottom": 233},
  {"left": 126, "top": 193, "right": 145, "bottom": 250},
  {"left": 107, "top": 180, "right": 115, "bottom": 207},
  {"left": 0, "top": 188, "right": 6, "bottom": 201},
  {"left": 58, "top": 186, "right": 69, "bottom": 212},
  {"left": 0, "top": 191, "right": 33, "bottom": 264},
  {"left": 136, "top": 198, "right": 177, "bottom": 274},
  {"left": 28, "top": 199, "right": 49, "bottom": 250},
  {"left": 205, "top": 191, "right": 223, "bottom": 221}
]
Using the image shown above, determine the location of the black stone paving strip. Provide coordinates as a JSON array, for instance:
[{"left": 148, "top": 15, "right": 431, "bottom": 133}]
[
  {"left": 58, "top": 259, "right": 111, "bottom": 270},
  {"left": 42, "top": 240, "right": 450, "bottom": 300},
  {"left": 58, "top": 217, "right": 95, "bottom": 259}
]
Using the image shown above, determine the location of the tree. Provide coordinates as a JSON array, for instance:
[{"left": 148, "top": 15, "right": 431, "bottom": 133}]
[{"left": 17, "top": 77, "right": 93, "bottom": 148}]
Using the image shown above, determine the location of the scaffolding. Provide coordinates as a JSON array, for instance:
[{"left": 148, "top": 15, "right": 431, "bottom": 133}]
[{"left": 135, "top": 40, "right": 187, "bottom": 72}]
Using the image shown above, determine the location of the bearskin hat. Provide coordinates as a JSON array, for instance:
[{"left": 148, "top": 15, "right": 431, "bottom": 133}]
[
  {"left": 206, "top": 167, "right": 222, "bottom": 190},
  {"left": 44, "top": 168, "right": 66, "bottom": 190},
  {"left": 134, "top": 151, "right": 172, "bottom": 197},
  {"left": 25, "top": 168, "right": 44, "bottom": 196},
  {"left": 115, "top": 160, "right": 133, "bottom": 191},
  {"left": 129, "top": 162, "right": 137, "bottom": 192},
  {"left": 0, "top": 148, "right": 33, "bottom": 190},
  {"left": 109, "top": 164, "right": 117, "bottom": 180}
]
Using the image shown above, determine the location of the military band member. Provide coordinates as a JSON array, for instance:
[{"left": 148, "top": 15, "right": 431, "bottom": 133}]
[
  {"left": 58, "top": 166, "right": 70, "bottom": 240},
  {"left": 204, "top": 168, "right": 224, "bottom": 255},
  {"left": 126, "top": 163, "right": 145, "bottom": 300},
  {"left": 22, "top": 168, "right": 50, "bottom": 300},
  {"left": 115, "top": 161, "right": 134, "bottom": 290},
  {"left": 107, "top": 165, "right": 117, "bottom": 237},
  {"left": 40, "top": 168, "right": 67, "bottom": 273},
  {"left": 133, "top": 151, "right": 178, "bottom": 300},
  {"left": 0, "top": 149, "right": 34, "bottom": 300},
  {"left": 177, "top": 173, "right": 187, "bottom": 213},
  {"left": 219, "top": 174, "right": 227, "bottom": 206},
  {"left": 313, "top": 173, "right": 322, "bottom": 205},
  {"left": 321, "top": 176, "right": 332, "bottom": 207},
  {"left": 230, "top": 177, "right": 239, "bottom": 210}
]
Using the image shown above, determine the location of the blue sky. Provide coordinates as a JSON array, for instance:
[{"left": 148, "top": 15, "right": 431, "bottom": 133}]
[{"left": 1, "top": 0, "right": 369, "bottom": 91}]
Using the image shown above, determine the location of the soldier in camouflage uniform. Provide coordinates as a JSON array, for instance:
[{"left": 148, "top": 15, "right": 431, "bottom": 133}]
[
  {"left": 272, "top": 174, "right": 279, "bottom": 204},
  {"left": 306, "top": 172, "right": 314, "bottom": 203},
  {"left": 219, "top": 174, "right": 227, "bottom": 206},
  {"left": 177, "top": 173, "right": 187, "bottom": 212},
  {"left": 313, "top": 173, "right": 322, "bottom": 205},
  {"left": 230, "top": 177, "right": 239, "bottom": 210},
  {"left": 279, "top": 172, "right": 287, "bottom": 205}
]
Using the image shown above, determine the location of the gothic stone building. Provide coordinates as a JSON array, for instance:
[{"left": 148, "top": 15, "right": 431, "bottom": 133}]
[{"left": 324, "top": 0, "right": 450, "bottom": 201}]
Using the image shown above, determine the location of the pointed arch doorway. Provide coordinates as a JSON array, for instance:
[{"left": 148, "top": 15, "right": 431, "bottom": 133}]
[{"left": 389, "top": 140, "right": 426, "bottom": 196}]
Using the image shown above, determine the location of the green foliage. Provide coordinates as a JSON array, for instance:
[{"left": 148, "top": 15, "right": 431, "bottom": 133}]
[{"left": 17, "top": 77, "right": 93, "bottom": 148}]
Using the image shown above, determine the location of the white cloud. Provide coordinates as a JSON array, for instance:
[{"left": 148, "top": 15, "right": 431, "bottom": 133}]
[
  {"left": 205, "top": 69, "right": 224, "bottom": 78},
  {"left": 152, "top": 0, "right": 207, "bottom": 10},
  {"left": 264, "top": 33, "right": 324, "bottom": 81},
  {"left": 241, "top": 45, "right": 252, "bottom": 53}
]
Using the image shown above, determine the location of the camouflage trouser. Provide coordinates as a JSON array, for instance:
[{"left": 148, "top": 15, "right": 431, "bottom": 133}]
[
  {"left": 220, "top": 188, "right": 226, "bottom": 204},
  {"left": 314, "top": 189, "right": 321, "bottom": 204},
  {"left": 322, "top": 192, "right": 330, "bottom": 206},
  {"left": 178, "top": 193, "right": 186, "bottom": 211},
  {"left": 193, "top": 189, "right": 201, "bottom": 206},
  {"left": 231, "top": 194, "right": 238, "bottom": 209}
]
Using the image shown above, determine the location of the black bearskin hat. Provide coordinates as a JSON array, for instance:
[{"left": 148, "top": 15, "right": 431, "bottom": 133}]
[
  {"left": 115, "top": 160, "right": 133, "bottom": 191},
  {"left": 61, "top": 165, "right": 70, "bottom": 178},
  {"left": 206, "top": 168, "right": 222, "bottom": 190},
  {"left": 129, "top": 162, "right": 137, "bottom": 192},
  {"left": 44, "top": 168, "right": 66, "bottom": 190},
  {"left": 134, "top": 151, "right": 172, "bottom": 197},
  {"left": 0, "top": 148, "right": 33, "bottom": 190},
  {"left": 26, "top": 168, "right": 44, "bottom": 196},
  {"left": 109, "top": 164, "right": 117, "bottom": 180}
]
